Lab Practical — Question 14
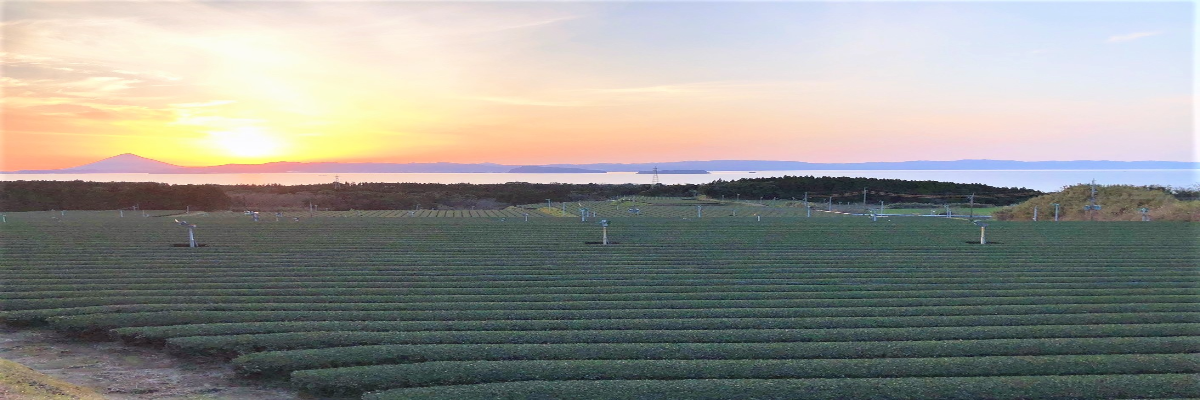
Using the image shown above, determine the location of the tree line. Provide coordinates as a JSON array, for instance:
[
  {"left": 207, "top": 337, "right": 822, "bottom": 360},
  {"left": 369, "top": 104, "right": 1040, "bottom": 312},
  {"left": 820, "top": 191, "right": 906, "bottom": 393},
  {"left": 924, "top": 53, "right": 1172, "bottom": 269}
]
[
  {"left": 1, "top": 177, "right": 1045, "bottom": 212},
  {"left": 0, "top": 181, "right": 231, "bottom": 212}
]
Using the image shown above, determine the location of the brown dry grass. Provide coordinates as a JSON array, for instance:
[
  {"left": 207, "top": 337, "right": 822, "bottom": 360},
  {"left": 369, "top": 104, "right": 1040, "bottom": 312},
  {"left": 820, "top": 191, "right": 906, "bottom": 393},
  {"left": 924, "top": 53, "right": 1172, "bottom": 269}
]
[
  {"left": 0, "top": 358, "right": 106, "bottom": 400},
  {"left": 994, "top": 184, "right": 1198, "bottom": 221}
]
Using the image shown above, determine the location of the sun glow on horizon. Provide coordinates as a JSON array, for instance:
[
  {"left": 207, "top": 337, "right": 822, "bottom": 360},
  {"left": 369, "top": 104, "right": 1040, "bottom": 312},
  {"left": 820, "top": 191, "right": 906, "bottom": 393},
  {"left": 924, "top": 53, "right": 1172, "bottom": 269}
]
[{"left": 206, "top": 127, "right": 285, "bottom": 160}]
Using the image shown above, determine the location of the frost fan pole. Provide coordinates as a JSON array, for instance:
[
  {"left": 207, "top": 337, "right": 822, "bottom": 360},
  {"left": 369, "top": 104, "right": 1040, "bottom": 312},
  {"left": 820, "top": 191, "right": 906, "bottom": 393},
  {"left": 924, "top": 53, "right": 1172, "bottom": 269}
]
[
  {"left": 973, "top": 221, "right": 988, "bottom": 245},
  {"left": 600, "top": 220, "right": 610, "bottom": 245},
  {"left": 176, "top": 219, "right": 197, "bottom": 248}
]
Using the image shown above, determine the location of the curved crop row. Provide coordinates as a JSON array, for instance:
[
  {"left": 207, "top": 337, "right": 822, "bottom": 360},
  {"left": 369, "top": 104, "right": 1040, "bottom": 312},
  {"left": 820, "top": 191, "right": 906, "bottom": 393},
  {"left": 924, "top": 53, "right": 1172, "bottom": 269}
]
[
  {"left": 234, "top": 336, "right": 1200, "bottom": 377},
  {"left": 362, "top": 374, "right": 1200, "bottom": 400},
  {"left": 164, "top": 324, "right": 1200, "bottom": 357},
  {"left": 292, "top": 354, "right": 1200, "bottom": 396}
]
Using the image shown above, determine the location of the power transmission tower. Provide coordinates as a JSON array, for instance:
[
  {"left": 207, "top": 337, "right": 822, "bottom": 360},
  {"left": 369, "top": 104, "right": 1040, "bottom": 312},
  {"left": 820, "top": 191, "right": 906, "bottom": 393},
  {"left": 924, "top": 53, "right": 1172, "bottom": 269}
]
[{"left": 651, "top": 167, "right": 660, "bottom": 185}]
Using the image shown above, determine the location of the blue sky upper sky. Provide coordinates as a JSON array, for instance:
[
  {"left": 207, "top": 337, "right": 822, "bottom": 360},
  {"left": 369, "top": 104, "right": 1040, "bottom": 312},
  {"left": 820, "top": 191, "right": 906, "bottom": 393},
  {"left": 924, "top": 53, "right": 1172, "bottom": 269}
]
[{"left": 1, "top": 1, "right": 1193, "bottom": 168}]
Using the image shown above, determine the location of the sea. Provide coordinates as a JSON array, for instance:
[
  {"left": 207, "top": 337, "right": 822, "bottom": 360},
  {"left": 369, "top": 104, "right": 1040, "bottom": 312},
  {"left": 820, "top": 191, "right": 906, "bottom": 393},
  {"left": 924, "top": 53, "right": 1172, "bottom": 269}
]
[{"left": 2, "top": 170, "right": 1196, "bottom": 192}]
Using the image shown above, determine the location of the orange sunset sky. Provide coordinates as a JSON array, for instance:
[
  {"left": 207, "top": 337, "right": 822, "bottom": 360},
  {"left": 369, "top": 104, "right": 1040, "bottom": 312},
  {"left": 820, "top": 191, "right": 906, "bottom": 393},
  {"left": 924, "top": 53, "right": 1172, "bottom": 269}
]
[{"left": 1, "top": 1, "right": 1194, "bottom": 170}]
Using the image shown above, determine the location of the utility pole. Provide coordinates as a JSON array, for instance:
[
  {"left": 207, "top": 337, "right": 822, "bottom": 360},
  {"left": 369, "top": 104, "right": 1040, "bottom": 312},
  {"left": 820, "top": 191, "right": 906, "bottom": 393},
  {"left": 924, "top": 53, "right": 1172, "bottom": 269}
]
[
  {"left": 863, "top": 188, "right": 868, "bottom": 209},
  {"left": 968, "top": 193, "right": 976, "bottom": 220},
  {"left": 1053, "top": 203, "right": 1060, "bottom": 222},
  {"left": 1033, "top": 206, "right": 1038, "bottom": 221},
  {"left": 1085, "top": 180, "right": 1101, "bottom": 221}
]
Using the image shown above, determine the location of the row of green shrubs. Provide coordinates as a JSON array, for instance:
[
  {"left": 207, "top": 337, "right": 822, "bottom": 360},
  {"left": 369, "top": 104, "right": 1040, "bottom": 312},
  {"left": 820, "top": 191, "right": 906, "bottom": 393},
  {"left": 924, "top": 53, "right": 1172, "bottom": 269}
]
[
  {"left": 234, "top": 336, "right": 1200, "bottom": 377},
  {"left": 362, "top": 374, "right": 1200, "bottom": 399},
  {"left": 163, "top": 323, "right": 1200, "bottom": 358},
  {"left": 36, "top": 302, "right": 1199, "bottom": 333},
  {"left": 10, "top": 289, "right": 1195, "bottom": 311},
  {"left": 114, "top": 311, "right": 1197, "bottom": 346},
  {"left": 10, "top": 277, "right": 1194, "bottom": 301},
  {"left": 292, "top": 355, "right": 1200, "bottom": 396},
  {"left": 11, "top": 279, "right": 1195, "bottom": 300},
  {"left": 10, "top": 267, "right": 1194, "bottom": 292}
]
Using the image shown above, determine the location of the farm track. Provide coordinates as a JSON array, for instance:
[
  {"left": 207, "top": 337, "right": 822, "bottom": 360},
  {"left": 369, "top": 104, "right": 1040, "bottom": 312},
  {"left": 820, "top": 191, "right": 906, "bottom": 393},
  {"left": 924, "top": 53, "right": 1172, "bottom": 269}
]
[{"left": 1, "top": 211, "right": 1198, "bottom": 399}]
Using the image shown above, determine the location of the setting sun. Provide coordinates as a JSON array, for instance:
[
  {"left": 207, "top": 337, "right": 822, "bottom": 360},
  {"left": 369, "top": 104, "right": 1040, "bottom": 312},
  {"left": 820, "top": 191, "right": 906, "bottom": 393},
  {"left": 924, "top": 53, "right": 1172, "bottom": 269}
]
[{"left": 207, "top": 127, "right": 283, "bottom": 159}]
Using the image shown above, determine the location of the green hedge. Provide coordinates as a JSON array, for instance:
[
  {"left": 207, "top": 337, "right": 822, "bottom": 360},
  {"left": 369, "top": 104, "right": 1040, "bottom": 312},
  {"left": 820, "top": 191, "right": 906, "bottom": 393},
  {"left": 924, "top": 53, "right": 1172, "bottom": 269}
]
[
  {"left": 292, "top": 354, "right": 1200, "bottom": 396},
  {"left": 166, "top": 324, "right": 1200, "bottom": 357},
  {"left": 234, "top": 336, "right": 1200, "bottom": 377},
  {"left": 114, "top": 312, "right": 1198, "bottom": 345},
  {"left": 9, "top": 291, "right": 1195, "bottom": 311},
  {"left": 41, "top": 302, "right": 1200, "bottom": 333},
  {"left": 362, "top": 374, "right": 1200, "bottom": 400}
]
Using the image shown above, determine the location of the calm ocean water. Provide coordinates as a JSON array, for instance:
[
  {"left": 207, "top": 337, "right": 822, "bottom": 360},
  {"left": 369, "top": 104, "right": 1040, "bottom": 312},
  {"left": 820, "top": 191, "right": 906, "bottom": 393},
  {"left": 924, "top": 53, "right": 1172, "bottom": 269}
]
[{"left": 2, "top": 170, "right": 1196, "bottom": 192}]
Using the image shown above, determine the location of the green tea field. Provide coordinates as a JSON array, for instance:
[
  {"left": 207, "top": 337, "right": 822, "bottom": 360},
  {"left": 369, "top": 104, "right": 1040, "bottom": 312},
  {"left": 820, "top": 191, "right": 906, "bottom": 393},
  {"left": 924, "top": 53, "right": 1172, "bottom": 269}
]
[{"left": 1, "top": 208, "right": 1197, "bottom": 399}]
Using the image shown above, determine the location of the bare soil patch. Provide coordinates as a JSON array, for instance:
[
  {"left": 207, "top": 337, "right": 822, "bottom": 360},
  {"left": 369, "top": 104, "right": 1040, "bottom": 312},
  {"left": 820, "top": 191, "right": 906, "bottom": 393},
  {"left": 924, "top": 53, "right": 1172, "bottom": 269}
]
[{"left": 0, "top": 327, "right": 305, "bottom": 400}]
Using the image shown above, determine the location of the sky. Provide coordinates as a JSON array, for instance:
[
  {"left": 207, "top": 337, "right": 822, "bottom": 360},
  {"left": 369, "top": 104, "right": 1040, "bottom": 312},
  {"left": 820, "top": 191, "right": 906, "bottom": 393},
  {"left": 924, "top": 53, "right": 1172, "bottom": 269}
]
[{"left": 1, "top": 1, "right": 1193, "bottom": 170}]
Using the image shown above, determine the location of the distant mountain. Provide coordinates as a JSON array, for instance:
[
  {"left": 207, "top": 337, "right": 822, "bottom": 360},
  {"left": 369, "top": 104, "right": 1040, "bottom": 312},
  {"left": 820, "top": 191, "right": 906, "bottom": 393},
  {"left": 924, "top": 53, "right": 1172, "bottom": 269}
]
[
  {"left": 637, "top": 170, "right": 710, "bottom": 174},
  {"left": 508, "top": 166, "right": 605, "bottom": 173},
  {"left": 5, "top": 154, "right": 1197, "bottom": 174},
  {"left": 551, "top": 160, "right": 1200, "bottom": 172},
  {"left": 12, "top": 153, "right": 185, "bottom": 173},
  {"left": 178, "top": 161, "right": 510, "bottom": 174}
]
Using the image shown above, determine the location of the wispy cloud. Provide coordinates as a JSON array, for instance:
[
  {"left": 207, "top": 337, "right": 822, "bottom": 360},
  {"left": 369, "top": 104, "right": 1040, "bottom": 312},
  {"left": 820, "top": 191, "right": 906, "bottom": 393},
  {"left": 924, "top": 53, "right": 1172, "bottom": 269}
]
[
  {"left": 1107, "top": 31, "right": 1164, "bottom": 43},
  {"left": 171, "top": 100, "right": 236, "bottom": 108},
  {"left": 460, "top": 96, "right": 584, "bottom": 107}
]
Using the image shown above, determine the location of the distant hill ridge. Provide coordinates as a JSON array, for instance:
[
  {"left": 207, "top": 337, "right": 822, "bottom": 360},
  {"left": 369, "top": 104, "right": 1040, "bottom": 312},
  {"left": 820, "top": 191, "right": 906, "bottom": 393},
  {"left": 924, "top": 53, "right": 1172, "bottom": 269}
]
[{"left": 7, "top": 154, "right": 1198, "bottom": 174}]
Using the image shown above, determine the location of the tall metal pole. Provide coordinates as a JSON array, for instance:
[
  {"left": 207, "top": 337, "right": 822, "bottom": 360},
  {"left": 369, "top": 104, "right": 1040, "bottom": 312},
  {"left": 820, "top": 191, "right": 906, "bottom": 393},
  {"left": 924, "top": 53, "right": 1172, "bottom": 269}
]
[
  {"left": 863, "top": 188, "right": 867, "bottom": 209},
  {"left": 697, "top": 205, "right": 702, "bottom": 218},
  {"left": 879, "top": 200, "right": 884, "bottom": 215},
  {"left": 1033, "top": 206, "right": 1038, "bottom": 221},
  {"left": 980, "top": 226, "right": 986, "bottom": 244},
  {"left": 803, "top": 192, "right": 808, "bottom": 208},
  {"left": 968, "top": 193, "right": 975, "bottom": 220},
  {"left": 188, "top": 227, "right": 197, "bottom": 248},
  {"left": 547, "top": 199, "right": 552, "bottom": 209}
]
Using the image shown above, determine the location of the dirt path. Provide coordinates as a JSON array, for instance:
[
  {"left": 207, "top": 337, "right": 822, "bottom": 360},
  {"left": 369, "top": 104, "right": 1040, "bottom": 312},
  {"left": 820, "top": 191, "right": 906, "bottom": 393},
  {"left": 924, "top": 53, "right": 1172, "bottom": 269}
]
[{"left": 0, "top": 326, "right": 305, "bottom": 400}]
